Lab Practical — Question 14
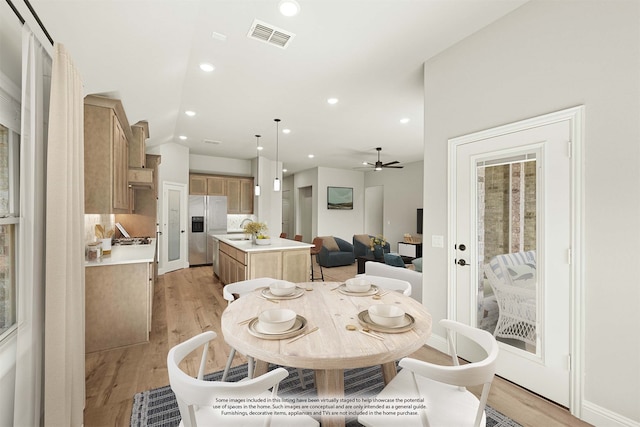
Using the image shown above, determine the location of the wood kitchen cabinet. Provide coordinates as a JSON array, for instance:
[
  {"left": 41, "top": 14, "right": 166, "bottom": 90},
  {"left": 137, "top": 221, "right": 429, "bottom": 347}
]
[
  {"left": 219, "top": 241, "right": 247, "bottom": 285},
  {"left": 189, "top": 174, "right": 254, "bottom": 214},
  {"left": 84, "top": 95, "right": 133, "bottom": 214},
  {"left": 129, "top": 121, "right": 148, "bottom": 168},
  {"left": 226, "top": 177, "right": 254, "bottom": 214},
  {"left": 217, "top": 240, "right": 310, "bottom": 285},
  {"left": 85, "top": 261, "right": 153, "bottom": 352}
]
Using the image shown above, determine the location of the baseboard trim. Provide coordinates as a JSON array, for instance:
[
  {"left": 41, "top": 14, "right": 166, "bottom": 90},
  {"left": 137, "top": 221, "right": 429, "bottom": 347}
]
[
  {"left": 582, "top": 400, "right": 639, "bottom": 427},
  {"left": 425, "top": 333, "right": 448, "bottom": 354}
]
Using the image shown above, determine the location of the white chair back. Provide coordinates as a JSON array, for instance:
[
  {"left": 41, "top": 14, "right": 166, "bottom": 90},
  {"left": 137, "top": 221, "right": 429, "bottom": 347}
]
[
  {"left": 355, "top": 274, "right": 412, "bottom": 296},
  {"left": 223, "top": 277, "right": 278, "bottom": 305},
  {"left": 167, "top": 331, "right": 291, "bottom": 427}
]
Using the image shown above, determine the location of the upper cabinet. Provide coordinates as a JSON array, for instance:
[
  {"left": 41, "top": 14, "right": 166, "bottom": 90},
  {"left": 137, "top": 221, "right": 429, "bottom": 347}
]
[
  {"left": 128, "top": 121, "right": 153, "bottom": 189},
  {"left": 189, "top": 174, "right": 254, "bottom": 214},
  {"left": 84, "top": 95, "right": 133, "bottom": 214}
]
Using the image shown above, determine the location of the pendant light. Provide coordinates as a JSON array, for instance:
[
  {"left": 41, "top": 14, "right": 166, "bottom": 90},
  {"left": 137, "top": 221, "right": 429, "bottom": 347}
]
[
  {"left": 273, "top": 119, "right": 281, "bottom": 192},
  {"left": 254, "top": 134, "right": 261, "bottom": 196}
]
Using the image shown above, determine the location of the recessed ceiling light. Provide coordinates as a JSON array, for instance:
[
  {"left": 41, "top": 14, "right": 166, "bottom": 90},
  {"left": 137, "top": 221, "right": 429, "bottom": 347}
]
[
  {"left": 211, "top": 32, "right": 227, "bottom": 41},
  {"left": 185, "top": 110, "right": 196, "bottom": 117},
  {"left": 278, "top": 0, "right": 300, "bottom": 17},
  {"left": 200, "top": 63, "right": 215, "bottom": 72},
  {"left": 308, "top": 154, "right": 314, "bottom": 158},
  {"left": 400, "top": 117, "right": 410, "bottom": 124},
  {"left": 179, "top": 135, "right": 187, "bottom": 140},
  {"left": 257, "top": 146, "right": 264, "bottom": 151},
  {"left": 283, "top": 168, "right": 288, "bottom": 173},
  {"left": 283, "top": 128, "right": 291, "bottom": 134},
  {"left": 362, "top": 161, "right": 368, "bottom": 165},
  {"left": 327, "top": 98, "right": 339, "bottom": 105}
]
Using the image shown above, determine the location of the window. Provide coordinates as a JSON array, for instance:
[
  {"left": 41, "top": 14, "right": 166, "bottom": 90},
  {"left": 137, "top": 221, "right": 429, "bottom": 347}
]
[{"left": 0, "top": 114, "right": 20, "bottom": 339}]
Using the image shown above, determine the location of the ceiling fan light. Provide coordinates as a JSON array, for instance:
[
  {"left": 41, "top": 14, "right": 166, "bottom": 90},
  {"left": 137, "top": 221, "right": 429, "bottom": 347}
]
[{"left": 375, "top": 166, "right": 382, "bottom": 171}]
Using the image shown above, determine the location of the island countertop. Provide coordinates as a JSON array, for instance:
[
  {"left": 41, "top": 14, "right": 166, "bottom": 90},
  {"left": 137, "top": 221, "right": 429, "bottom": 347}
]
[
  {"left": 85, "top": 239, "right": 156, "bottom": 267},
  {"left": 212, "top": 235, "right": 313, "bottom": 252}
]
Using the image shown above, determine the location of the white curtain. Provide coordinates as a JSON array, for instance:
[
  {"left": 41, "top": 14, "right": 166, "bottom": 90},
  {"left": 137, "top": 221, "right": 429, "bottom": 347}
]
[
  {"left": 13, "top": 25, "right": 50, "bottom": 427},
  {"left": 43, "top": 42, "right": 85, "bottom": 426}
]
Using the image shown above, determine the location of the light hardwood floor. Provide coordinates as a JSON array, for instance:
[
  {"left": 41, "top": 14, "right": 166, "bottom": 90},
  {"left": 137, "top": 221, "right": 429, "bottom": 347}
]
[{"left": 84, "top": 264, "right": 591, "bottom": 427}]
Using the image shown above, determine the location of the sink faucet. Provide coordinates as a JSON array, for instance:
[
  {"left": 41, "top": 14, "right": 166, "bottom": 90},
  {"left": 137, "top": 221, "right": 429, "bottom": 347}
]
[{"left": 240, "top": 218, "right": 254, "bottom": 229}]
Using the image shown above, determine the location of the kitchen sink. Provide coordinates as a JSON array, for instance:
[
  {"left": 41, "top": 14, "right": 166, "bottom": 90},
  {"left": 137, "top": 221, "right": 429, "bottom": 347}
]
[{"left": 228, "top": 237, "right": 250, "bottom": 241}]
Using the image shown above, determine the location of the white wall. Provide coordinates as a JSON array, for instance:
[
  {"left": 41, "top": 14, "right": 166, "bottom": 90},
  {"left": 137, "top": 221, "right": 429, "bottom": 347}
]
[
  {"left": 364, "top": 161, "right": 424, "bottom": 252},
  {"left": 421, "top": 1, "right": 639, "bottom": 424},
  {"left": 317, "top": 167, "right": 365, "bottom": 242},
  {"left": 189, "top": 153, "right": 251, "bottom": 176}
]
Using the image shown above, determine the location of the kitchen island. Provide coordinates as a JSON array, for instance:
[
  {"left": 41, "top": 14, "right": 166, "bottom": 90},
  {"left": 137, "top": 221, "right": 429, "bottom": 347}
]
[
  {"left": 213, "top": 235, "right": 313, "bottom": 284},
  {"left": 85, "top": 240, "right": 156, "bottom": 353}
]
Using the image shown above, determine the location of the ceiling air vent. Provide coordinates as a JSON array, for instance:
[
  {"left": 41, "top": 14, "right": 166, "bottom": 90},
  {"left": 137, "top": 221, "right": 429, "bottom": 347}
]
[
  {"left": 247, "top": 19, "right": 295, "bottom": 49},
  {"left": 203, "top": 139, "right": 222, "bottom": 145}
]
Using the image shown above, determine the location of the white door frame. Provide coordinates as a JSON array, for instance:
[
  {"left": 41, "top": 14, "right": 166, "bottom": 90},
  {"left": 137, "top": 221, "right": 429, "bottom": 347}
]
[
  {"left": 159, "top": 181, "right": 188, "bottom": 275},
  {"left": 448, "top": 106, "right": 585, "bottom": 417}
]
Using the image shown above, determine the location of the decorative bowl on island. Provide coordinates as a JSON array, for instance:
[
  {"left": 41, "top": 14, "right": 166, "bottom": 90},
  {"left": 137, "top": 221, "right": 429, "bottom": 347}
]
[
  {"left": 258, "top": 308, "right": 297, "bottom": 333},
  {"left": 368, "top": 304, "right": 406, "bottom": 327},
  {"left": 345, "top": 277, "right": 371, "bottom": 293},
  {"left": 269, "top": 281, "right": 296, "bottom": 296}
]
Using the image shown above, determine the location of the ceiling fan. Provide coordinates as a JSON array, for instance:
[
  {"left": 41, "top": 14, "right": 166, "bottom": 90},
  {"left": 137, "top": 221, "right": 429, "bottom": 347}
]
[{"left": 366, "top": 147, "right": 404, "bottom": 171}]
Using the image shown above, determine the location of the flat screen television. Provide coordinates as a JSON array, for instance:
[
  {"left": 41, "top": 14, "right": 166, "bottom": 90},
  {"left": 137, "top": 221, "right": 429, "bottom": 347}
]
[{"left": 417, "top": 208, "right": 423, "bottom": 234}]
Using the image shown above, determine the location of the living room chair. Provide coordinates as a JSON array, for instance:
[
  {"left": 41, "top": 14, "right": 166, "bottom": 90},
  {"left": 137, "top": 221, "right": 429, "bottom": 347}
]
[
  {"left": 310, "top": 237, "right": 324, "bottom": 281},
  {"left": 222, "top": 277, "right": 306, "bottom": 387},
  {"left": 167, "top": 331, "right": 319, "bottom": 427},
  {"left": 316, "top": 236, "right": 355, "bottom": 267},
  {"left": 358, "top": 319, "right": 499, "bottom": 427},
  {"left": 355, "top": 274, "right": 411, "bottom": 296}
]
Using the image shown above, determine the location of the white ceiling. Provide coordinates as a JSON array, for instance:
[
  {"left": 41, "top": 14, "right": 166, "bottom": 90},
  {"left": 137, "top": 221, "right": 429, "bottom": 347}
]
[{"left": 25, "top": 0, "right": 527, "bottom": 175}]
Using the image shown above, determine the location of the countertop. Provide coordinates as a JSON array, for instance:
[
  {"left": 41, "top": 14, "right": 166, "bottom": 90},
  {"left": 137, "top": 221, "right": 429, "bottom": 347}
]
[
  {"left": 85, "top": 239, "right": 156, "bottom": 267},
  {"left": 212, "top": 234, "right": 313, "bottom": 252}
]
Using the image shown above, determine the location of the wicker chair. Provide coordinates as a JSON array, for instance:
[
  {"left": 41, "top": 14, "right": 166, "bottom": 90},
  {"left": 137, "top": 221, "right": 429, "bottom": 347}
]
[{"left": 483, "top": 251, "right": 537, "bottom": 347}]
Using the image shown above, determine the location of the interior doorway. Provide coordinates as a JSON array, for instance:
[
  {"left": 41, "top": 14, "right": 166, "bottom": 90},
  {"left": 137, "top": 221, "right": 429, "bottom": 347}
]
[
  {"left": 298, "top": 186, "right": 312, "bottom": 242},
  {"left": 364, "top": 185, "right": 383, "bottom": 235}
]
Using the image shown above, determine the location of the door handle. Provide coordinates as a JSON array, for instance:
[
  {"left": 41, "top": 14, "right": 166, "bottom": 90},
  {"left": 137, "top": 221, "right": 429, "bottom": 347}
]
[{"left": 457, "top": 259, "right": 470, "bottom": 266}]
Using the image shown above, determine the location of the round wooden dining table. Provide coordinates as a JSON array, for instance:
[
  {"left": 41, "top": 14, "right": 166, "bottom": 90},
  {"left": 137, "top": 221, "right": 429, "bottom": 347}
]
[{"left": 220, "top": 281, "right": 432, "bottom": 427}]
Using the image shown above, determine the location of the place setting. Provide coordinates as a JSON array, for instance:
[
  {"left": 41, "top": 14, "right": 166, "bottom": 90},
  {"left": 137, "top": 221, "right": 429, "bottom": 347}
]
[
  {"left": 259, "top": 280, "right": 305, "bottom": 300},
  {"left": 243, "top": 308, "right": 319, "bottom": 343},
  {"left": 357, "top": 304, "right": 415, "bottom": 333},
  {"left": 335, "top": 277, "right": 380, "bottom": 296}
]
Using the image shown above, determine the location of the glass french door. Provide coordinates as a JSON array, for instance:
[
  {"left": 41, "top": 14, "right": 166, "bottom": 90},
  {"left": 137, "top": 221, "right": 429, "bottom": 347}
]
[
  {"left": 162, "top": 182, "right": 188, "bottom": 273},
  {"left": 451, "top": 117, "right": 574, "bottom": 407}
]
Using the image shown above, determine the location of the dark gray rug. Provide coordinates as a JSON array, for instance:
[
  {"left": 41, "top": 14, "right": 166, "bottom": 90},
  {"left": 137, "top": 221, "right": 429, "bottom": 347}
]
[{"left": 131, "top": 363, "right": 521, "bottom": 427}]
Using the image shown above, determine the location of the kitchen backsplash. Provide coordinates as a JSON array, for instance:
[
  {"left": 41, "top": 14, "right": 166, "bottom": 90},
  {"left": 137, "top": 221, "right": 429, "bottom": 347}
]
[
  {"left": 227, "top": 214, "right": 256, "bottom": 231},
  {"left": 84, "top": 214, "right": 115, "bottom": 243}
]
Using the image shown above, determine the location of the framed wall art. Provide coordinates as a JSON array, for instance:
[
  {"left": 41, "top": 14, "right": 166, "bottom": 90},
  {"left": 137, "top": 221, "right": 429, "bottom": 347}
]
[{"left": 327, "top": 186, "right": 353, "bottom": 210}]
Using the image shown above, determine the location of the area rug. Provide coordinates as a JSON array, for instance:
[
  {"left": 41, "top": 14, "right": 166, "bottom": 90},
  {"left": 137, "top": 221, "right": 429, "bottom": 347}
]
[{"left": 131, "top": 363, "right": 521, "bottom": 427}]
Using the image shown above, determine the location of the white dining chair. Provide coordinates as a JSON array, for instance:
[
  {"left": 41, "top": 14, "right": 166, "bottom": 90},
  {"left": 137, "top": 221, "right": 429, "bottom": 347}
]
[
  {"left": 355, "top": 274, "right": 412, "bottom": 296},
  {"left": 358, "top": 319, "right": 499, "bottom": 427},
  {"left": 222, "top": 277, "right": 306, "bottom": 387},
  {"left": 167, "top": 331, "right": 319, "bottom": 427}
]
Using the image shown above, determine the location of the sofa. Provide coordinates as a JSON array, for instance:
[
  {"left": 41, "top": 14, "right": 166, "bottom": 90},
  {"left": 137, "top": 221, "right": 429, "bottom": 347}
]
[
  {"left": 352, "top": 234, "right": 390, "bottom": 259},
  {"left": 316, "top": 236, "right": 355, "bottom": 267},
  {"left": 360, "top": 261, "right": 422, "bottom": 303}
]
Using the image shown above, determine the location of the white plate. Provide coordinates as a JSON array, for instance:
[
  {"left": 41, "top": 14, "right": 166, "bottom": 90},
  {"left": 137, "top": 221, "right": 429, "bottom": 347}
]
[
  {"left": 261, "top": 287, "right": 305, "bottom": 300},
  {"left": 248, "top": 315, "right": 308, "bottom": 339},
  {"left": 338, "top": 284, "right": 379, "bottom": 297},
  {"left": 357, "top": 310, "right": 415, "bottom": 333}
]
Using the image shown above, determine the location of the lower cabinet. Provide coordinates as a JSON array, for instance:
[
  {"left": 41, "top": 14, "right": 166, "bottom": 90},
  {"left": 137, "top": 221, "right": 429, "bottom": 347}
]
[
  {"left": 218, "top": 243, "right": 310, "bottom": 284},
  {"left": 85, "top": 262, "right": 154, "bottom": 353}
]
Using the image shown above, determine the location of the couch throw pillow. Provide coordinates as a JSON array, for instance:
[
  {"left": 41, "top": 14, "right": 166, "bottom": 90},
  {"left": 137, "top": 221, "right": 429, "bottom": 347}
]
[
  {"left": 412, "top": 257, "right": 423, "bottom": 272},
  {"left": 384, "top": 253, "right": 406, "bottom": 268},
  {"left": 507, "top": 263, "right": 536, "bottom": 287},
  {"left": 354, "top": 234, "right": 371, "bottom": 247},
  {"left": 320, "top": 236, "right": 340, "bottom": 252}
]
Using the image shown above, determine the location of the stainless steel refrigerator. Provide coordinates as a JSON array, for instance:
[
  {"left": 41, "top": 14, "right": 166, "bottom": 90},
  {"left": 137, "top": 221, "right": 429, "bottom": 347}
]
[{"left": 188, "top": 195, "right": 227, "bottom": 266}]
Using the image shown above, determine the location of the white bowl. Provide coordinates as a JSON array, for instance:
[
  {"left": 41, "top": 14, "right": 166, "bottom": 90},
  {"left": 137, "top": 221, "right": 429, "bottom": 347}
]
[
  {"left": 368, "top": 304, "right": 406, "bottom": 327},
  {"left": 345, "top": 278, "right": 371, "bottom": 293},
  {"left": 258, "top": 309, "right": 297, "bottom": 333},
  {"left": 269, "top": 281, "right": 296, "bottom": 296}
]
